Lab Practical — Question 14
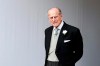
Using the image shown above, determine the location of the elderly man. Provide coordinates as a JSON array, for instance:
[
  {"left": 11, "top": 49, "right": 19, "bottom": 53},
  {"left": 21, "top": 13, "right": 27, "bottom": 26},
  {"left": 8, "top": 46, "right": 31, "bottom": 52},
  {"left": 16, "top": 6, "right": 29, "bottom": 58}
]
[{"left": 44, "top": 7, "right": 83, "bottom": 66}]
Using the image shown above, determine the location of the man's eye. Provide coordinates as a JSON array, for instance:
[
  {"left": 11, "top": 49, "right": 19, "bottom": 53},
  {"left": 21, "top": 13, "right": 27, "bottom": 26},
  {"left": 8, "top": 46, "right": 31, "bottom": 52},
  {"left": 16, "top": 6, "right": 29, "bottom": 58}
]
[
  {"left": 50, "top": 17, "right": 53, "bottom": 19},
  {"left": 49, "top": 16, "right": 57, "bottom": 19},
  {"left": 54, "top": 16, "right": 57, "bottom": 18},
  {"left": 55, "top": 16, "right": 58, "bottom": 18}
]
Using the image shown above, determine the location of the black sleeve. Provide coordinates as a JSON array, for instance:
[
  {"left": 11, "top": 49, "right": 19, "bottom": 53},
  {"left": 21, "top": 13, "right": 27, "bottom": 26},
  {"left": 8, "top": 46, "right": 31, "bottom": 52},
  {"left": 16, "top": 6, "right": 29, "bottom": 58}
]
[{"left": 72, "top": 28, "right": 83, "bottom": 63}]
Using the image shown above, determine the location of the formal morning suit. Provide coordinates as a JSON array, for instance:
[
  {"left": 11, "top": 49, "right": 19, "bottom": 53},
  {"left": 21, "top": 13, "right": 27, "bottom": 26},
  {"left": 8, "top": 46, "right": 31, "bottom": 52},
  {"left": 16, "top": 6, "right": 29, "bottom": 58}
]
[{"left": 44, "top": 21, "right": 83, "bottom": 66}]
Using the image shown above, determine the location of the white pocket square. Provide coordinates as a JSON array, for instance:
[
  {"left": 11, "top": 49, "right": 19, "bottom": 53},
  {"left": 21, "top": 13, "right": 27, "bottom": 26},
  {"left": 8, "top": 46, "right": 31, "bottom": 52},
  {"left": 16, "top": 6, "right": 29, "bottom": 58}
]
[{"left": 64, "top": 40, "right": 71, "bottom": 43}]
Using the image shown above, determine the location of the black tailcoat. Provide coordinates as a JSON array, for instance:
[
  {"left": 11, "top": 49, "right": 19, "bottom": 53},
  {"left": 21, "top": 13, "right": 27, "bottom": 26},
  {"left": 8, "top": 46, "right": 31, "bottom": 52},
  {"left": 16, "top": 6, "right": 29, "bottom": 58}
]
[{"left": 44, "top": 22, "right": 83, "bottom": 66}]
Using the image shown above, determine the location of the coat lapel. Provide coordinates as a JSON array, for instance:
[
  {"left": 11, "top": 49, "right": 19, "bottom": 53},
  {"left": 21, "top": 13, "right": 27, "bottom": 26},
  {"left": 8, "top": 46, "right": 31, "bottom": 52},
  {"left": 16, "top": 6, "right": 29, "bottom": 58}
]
[
  {"left": 56, "top": 22, "right": 68, "bottom": 50},
  {"left": 46, "top": 27, "right": 53, "bottom": 54}
]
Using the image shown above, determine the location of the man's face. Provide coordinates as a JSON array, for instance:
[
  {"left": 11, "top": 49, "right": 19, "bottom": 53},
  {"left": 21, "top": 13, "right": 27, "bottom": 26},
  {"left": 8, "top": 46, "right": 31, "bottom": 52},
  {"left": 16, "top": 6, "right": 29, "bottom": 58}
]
[{"left": 48, "top": 8, "right": 62, "bottom": 28}]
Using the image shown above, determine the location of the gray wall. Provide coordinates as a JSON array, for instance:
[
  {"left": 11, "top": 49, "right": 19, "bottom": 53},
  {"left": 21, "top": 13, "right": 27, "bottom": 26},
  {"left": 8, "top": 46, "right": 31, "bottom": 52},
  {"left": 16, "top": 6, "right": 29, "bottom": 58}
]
[
  {"left": 82, "top": 0, "right": 100, "bottom": 66},
  {"left": 0, "top": 0, "right": 100, "bottom": 66}
]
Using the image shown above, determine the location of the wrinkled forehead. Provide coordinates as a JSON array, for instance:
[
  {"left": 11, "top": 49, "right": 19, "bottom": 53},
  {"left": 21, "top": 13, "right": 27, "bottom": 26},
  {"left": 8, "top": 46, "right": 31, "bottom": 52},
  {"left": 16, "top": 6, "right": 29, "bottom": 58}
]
[{"left": 48, "top": 8, "right": 60, "bottom": 15}]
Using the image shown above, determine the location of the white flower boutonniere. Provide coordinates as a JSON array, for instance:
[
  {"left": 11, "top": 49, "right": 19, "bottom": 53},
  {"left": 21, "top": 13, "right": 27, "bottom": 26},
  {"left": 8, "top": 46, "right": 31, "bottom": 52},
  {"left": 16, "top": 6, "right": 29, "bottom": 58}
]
[{"left": 62, "top": 30, "right": 67, "bottom": 35}]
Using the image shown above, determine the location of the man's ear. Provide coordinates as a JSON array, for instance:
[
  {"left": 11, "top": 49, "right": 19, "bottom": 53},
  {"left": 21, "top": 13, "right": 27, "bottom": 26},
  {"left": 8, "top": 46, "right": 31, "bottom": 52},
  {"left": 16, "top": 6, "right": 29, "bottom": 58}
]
[{"left": 60, "top": 14, "right": 62, "bottom": 17}]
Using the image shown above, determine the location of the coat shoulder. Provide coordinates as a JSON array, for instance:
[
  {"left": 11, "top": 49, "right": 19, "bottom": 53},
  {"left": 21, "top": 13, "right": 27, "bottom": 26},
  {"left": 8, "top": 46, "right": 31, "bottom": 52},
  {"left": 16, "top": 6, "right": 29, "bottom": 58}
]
[
  {"left": 64, "top": 23, "right": 80, "bottom": 32},
  {"left": 45, "top": 26, "right": 53, "bottom": 34}
]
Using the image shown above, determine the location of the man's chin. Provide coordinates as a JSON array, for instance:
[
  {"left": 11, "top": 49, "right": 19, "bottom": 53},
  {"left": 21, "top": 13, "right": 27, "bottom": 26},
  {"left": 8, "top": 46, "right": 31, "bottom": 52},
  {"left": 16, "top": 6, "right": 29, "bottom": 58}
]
[{"left": 53, "top": 25, "right": 58, "bottom": 28}]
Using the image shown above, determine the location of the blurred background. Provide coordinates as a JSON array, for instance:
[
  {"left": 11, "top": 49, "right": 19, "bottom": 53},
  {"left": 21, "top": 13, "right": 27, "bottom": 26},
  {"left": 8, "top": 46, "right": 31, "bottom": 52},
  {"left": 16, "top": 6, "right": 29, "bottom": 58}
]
[{"left": 0, "top": 0, "right": 100, "bottom": 66}]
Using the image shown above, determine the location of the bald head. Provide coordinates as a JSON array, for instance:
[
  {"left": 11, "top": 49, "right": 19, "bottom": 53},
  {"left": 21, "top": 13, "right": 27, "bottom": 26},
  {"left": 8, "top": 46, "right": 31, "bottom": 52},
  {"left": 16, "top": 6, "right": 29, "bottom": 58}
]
[{"left": 48, "top": 7, "right": 62, "bottom": 15}]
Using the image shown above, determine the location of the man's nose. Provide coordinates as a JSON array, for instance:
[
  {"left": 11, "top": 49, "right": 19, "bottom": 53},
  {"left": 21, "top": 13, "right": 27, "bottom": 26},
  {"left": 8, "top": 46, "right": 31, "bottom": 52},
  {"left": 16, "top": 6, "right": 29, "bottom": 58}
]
[{"left": 52, "top": 17, "right": 55, "bottom": 21}]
